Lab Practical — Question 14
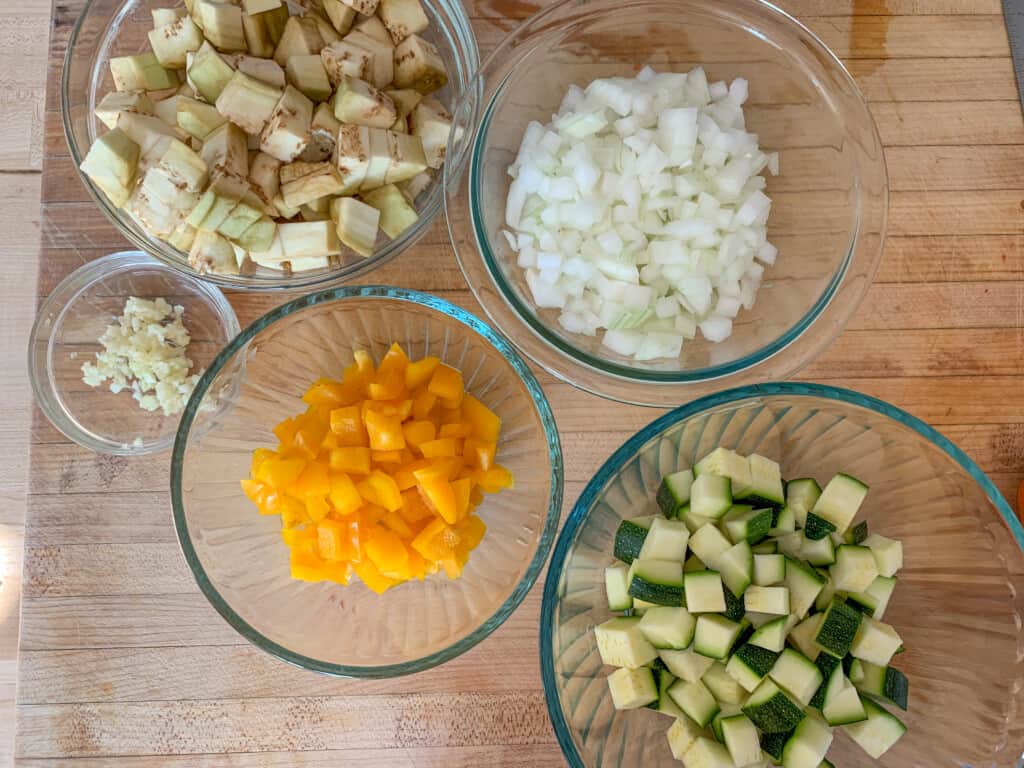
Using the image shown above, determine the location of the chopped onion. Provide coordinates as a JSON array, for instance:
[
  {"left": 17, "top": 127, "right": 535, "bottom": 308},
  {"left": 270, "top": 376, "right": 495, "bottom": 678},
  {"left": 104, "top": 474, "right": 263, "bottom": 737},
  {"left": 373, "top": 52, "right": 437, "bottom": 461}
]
[{"left": 503, "top": 67, "right": 778, "bottom": 361}]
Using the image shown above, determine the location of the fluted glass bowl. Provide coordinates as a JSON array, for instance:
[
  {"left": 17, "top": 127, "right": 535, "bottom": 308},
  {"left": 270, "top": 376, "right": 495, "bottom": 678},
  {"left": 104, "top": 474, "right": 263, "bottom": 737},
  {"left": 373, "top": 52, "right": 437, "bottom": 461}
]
[
  {"left": 172, "top": 287, "right": 562, "bottom": 675},
  {"left": 540, "top": 383, "right": 1023, "bottom": 766},
  {"left": 445, "top": 0, "right": 887, "bottom": 406},
  {"left": 62, "top": 0, "right": 478, "bottom": 291}
]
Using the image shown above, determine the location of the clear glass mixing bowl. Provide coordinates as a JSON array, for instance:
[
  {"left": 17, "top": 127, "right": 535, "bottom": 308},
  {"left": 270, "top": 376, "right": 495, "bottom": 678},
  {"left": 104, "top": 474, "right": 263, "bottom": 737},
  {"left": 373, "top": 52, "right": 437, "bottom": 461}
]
[
  {"left": 445, "top": 0, "right": 888, "bottom": 406},
  {"left": 541, "top": 383, "right": 1022, "bottom": 766},
  {"left": 62, "top": 0, "right": 479, "bottom": 291},
  {"left": 172, "top": 286, "right": 563, "bottom": 676}
]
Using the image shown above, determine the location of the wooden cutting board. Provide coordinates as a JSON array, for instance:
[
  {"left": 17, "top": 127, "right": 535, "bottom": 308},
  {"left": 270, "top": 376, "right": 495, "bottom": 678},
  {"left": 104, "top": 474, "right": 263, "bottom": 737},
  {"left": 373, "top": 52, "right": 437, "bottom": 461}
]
[{"left": 19, "top": 0, "right": 1024, "bottom": 764}]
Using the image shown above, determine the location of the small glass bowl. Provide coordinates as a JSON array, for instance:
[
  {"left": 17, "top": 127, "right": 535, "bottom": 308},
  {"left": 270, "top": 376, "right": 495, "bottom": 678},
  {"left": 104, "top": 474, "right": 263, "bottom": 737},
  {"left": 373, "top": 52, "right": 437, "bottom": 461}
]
[
  {"left": 171, "top": 286, "right": 563, "bottom": 676},
  {"left": 61, "top": 0, "right": 479, "bottom": 291},
  {"left": 29, "top": 251, "right": 240, "bottom": 455},
  {"left": 445, "top": 0, "right": 888, "bottom": 406},
  {"left": 540, "top": 383, "right": 1024, "bottom": 766}
]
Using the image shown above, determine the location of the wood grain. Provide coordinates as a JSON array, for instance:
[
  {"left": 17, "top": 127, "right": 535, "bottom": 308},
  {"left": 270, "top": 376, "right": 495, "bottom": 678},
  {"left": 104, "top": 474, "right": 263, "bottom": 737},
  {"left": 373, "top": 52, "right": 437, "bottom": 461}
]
[{"left": 16, "top": 0, "right": 1024, "bottom": 764}]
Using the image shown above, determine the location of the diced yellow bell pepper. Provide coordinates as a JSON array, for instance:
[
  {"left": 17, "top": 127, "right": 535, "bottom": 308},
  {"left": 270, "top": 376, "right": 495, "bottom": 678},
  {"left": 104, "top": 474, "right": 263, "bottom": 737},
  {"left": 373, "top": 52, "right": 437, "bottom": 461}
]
[
  {"left": 290, "top": 548, "right": 327, "bottom": 581},
  {"left": 329, "top": 446, "right": 371, "bottom": 475},
  {"left": 411, "top": 389, "right": 438, "bottom": 420},
  {"left": 403, "top": 419, "right": 437, "bottom": 447},
  {"left": 382, "top": 510, "right": 414, "bottom": 539},
  {"left": 399, "top": 488, "right": 434, "bottom": 523},
  {"left": 329, "top": 405, "right": 368, "bottom": 446},
  {"left": 353, "top": 558, "right": 399, "bottom": 594},
  {"left": 371, "top": 449, "right": 405, "bottom": 464},
  {"left": 419, "top": 437, "right": 459, "bottom": 458},
  {"left": 476, "top": 464, "right": 514, "bottom": 493},
  {"left": 415, "top": 473, "right": 458, "bottom": 524},
  {"left": 328, "top": 472, "right": 363, "bottom": 515},
  {"left": 464, "top": 438, "right": 497, "bottom": 471},
  {"left": 322, "top": 559, "right": 353, "bottom": 584},
  {"left": 240, "top": 478, "right": 266, "bottom": 503},
  {"left": 277, "top": 495, "right": 309, "bottom": 528},
  {"left": 462, "top": 395, "right": 501, "bottom": 442},
  {"left": 317, "top": 517, "right": 360, "bottom": 561},
  {"left": 357, "top": 470, "right": 403, "bottom": 512},
  {"left": 455, "top": 514, "right": 487, "bottom": 551},
  {"left": 428, "top": 363, "right": 464, "bottom": 402},
  {"left": 411, "top": 517, "right": 458, "bottom": 562},
  {"left": 306, "top": 495, "right": 331, "bottom": 522},
  {"left": 282, "top": 525, "right": 317, "bottom": 549},
  {"left": 273, "top": 417, "right": 300, "bottom": 448},
  {"left": 302, "top": 378, "right": 351, "bottom": 408},
  {"left": 394, "top": 459, "right": 431, "bottom": 491},
  {"left": 255, "top": 456, "right": 306, "bottom": 488},
  {"left": 294, "top": 461, "right": 330, "bottom": 498},
  {"left": 451, "top": 477, "right": 472, "bottom": 521},
  {"left": 364, "top": 409, "right": 406, "bottom": 451},
  {"left": 405, "top": 355, "right": 440, "bottom": 390},
  {"left": 440, "top": 422, "right": 473, "bottom": 439},
  {"left": 292, "top": 412, "right": 329, "bottom": 459},
  {"left": 250, "top": 448, "right": 277, "bottom": 476}
]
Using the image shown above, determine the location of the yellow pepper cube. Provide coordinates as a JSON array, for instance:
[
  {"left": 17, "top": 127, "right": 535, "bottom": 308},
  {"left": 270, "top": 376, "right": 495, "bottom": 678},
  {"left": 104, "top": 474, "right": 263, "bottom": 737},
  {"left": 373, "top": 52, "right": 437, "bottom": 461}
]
[
  {"left": 353, "top": 558, "right": 399, "bottom": 594},
  {"left": 317, "top": 517, "right": 359, "bottom": 561},
  {"left": 290, "top": 548, "right": 327, "bottom": 582},
  {"left": 464, "top": 438, "right": 497, "bottom": 471},
  {"left": 427, "top": 363, "right": 464, "bottom": 406},
  {"left": 306, "top": 495, "right": 331, "bottom": 522},
  {"left": 371, "top": 449, "right": 405, "bottom": 465},
  {"left": 302, "top": 378, "right": 350, "bottom": 408},
  {"left": 451, "top": 477, "right": 472, "bottom": 522},
  {"left": 330, "top": 405, "right": 369, "bottom": 446},
  {"left": 250, "top": 448, "right": 277, "bottom": 477},
  {"left": 440, "top": 422, "right": 473, "bottom": 439},
  {"left": 255, "top": 456, "right": 307, "bottom": 489},
  {"left": 294, "top": 461, "right": 331, "bottom": 498},
  {"left": 476, "top": 464, "right": 515, "bottom": 493},
  {"left": 405, "top": 355, "right": 440, "bottom": 390},
  {"left": 411, "top": 389, "right": 438, "bottom": 420},
  {"left": 329, "top": 446, "right": 371, "bottom": 475},
  {"left": 357, "top": 470, "right": 404, "bottom": 512},
  {"left": 328, "top": 473, "right": 363, "bottom": 515},
  {"left": 403, "top": 419, "right": 437, "bottom": 447},
  {"left": 364, "top": 409, "right": 406, "bottom": 451},
  {"left": 461, "top": 395, "right": 501, "bottom": 442},
  {"left": 419, "top": 437, "right": 459, "bottom": 458}
]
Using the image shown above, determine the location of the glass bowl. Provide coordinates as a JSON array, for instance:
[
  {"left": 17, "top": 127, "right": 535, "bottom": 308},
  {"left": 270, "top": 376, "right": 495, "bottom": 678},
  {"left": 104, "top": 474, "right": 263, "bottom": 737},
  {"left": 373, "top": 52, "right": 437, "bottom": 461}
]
[
  {"left": 62, "top": 0, "right": 479, "bottom": 291},
  {"left": 171, "top": 286, "right": 563, "bottom": 676},
  {"left": 28, "top": 250, "right": 241, "bottom": 455},
  {"left": 540, "top": 383, "right": 1023, "bottom": 766},
  {"left": 445, "top": 0, "right": 888, "bottom": 406}
]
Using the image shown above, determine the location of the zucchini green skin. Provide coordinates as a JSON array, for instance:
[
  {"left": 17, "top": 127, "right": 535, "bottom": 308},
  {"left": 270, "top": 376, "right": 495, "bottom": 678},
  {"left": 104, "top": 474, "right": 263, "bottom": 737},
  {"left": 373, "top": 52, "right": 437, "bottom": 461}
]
[
  {"left": 815, "top": 599, "right": 864, "bottom": 657},
  {"left": 809, "top": 653, "right": 842, "bottom": 710},
  {"left": 628, "top": 577, "right": 685, "bottom": 607},
  {"left": 614, "top": 520, "right": 649, "bottom": 564},
  {"left": 760, "top": 729, "right": 794, "bottom": 760},
  {"left": 804, "top": 512, "right": 837, "bottom": 541},
  {"left": 733, "top": 643, "right": 780, "bottom": 677},
  {"left": 743, "top": 680, "right": 806, "bottom": 733},
  {"left": 723, "top": 585, "right": 745, "bottom": 622}
]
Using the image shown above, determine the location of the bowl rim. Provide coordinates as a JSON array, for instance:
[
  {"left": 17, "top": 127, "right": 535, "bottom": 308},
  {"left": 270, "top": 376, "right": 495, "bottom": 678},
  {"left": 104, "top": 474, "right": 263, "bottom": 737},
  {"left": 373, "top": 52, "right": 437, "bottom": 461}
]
[
  {"left": 170, "top": 285, "right": 564, "bottom": 677},
  {"left": 27, "top": 249, "right": 241, "bottom": 456},
  {"left": 538, "top": 381, "right": 1019, "bottom": 767},
  {"left": 61, "top": 0, "right": 480, "bottom": 293},
  {"left": 446, "top": 0, "right": 889, "bottom": 404}
]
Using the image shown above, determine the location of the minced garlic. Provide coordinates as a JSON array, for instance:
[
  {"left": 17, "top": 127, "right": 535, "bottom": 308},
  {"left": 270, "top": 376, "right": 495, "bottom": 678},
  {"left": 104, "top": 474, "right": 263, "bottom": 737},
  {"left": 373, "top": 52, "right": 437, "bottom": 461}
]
[{"left": 81, "top": 296, "right": 203, "bottom": 417}]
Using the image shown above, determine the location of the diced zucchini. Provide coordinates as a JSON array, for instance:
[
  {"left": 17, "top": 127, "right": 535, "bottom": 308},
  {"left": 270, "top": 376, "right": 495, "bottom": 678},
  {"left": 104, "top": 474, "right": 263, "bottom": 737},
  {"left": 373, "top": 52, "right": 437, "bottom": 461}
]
[
  {"left": 723, "top": 506, "right": 773, "bottom": 545},
  {"left": 718, "top": 540, "right": 754, "bottom": 596},
  {"left": 821, "top": 665, "right": 867, "bottom": 726},
  {"left": 702, "top": 661, "right": 747, "bottom": 705},
  {"left": 781, "top": 712, "right": 833, "bottom": 768},
  {"left": 769, "top": 504, "right": 797, "bottom": 536},
  {"left": 849, "top": 660, "right": 909, "bottom": 710},
  {"left": 803, "top": 512, "right": 836, "bottom": 541},
  {"left": 660, "top": 647, "right": 715, "bottom": 683},
  {"left": 862, "top": 533, "right": 903, "bottom": 577},
  {"left": 811, "top": 473, "right": 868, "bottom": 534},
  {"left": 681, "top": 507, "right": 719, "bottom": 534},
  {"left": 695, "top": 447, "right": 752, "bottom": 494},
  {"left": 684, "top": 553, "right": 707, "bottom": 572},
  {"left": 752, "top": 540, "right": 779, "bottom": 555},
  {"left": 854, "top": 575, "right": 896, "bottom": 620},
  {"left": 594, "top": 616, "right": 658, "bottom": 668},
  {"left": 786, "top": 614, "right": 822, "bottom": 661},
  {"left": 653, "top": 669, "right": 685, "bottom": 717},
  {"left": 710, "top": 703, "right": 742, "bottom": 744},
  {"left": 775, "top": 532, "right": 803, "bottom": 558},
  {"left": 639, "top": 517, "right": 690, "bottom": 562},
  {"left": 814, "top": 599, "right": 863, "bottom": 658},
  {"left": 683, "top": 737, "right": 735, "bottom": 767},
  {"left": 607, "top": 665, "right": 658, "bottom": 709},
  {"left": 685, "top": 571, "right": 727, "bottom": 613},
  {"left": 743, "top": 677, "right": 805, "bottom": 733},
  {"left": 829, "top": 545, "right": 879, "bottom": 594},
  {"left": 736, "top": 454, "right": 785, "bottom": 508},
  {"left": 744, "top": 586, "right": 790, "bottom": 615},
  {"left": 761, "top": 728, "right": 794, "bottom": 762},
  {"left": 847, "top": 520, "right": 869, "bottom": 544},
  {"left": 689, "top": 524, "right": 732, "bottom": 570},
  {"left": 613, "top": 517, "right": 652, "bottom": 564},
  {"left": 629, "top": 558, "right": 685, "bottom": 607},
  {"left": 770, "top": 648, "right": 823, "bottom": 706},
  {"left": 800, "top": 534, "right": 836, "bottom": 566},
  {"left": 694, "top": 614, "right": 744, "bottom": 660},
  {"left": 748, "top": 615, "right": 791, "bottom": 653},
  {"left": 638, "top": 606, "right": 696, "bottom": 650},
  {"left": 631, "top": 598, "right": 658, "bottom": 615},
  {"left": 721, "top": 714, "right": 761, "bottom": 767},
  {"left": 605, "top": 564, "right": 632, "bottom": 612},
  {"left": 784, "top": 558, "right": 825, "bottom": 619},
  {"left": 809, "top": 651, "right": 841, "bottom": 710},
  {"left": 726, "top": 643, "right": 780, "bottom": 692},
  {"left": 753, "top": 554, "right": 786, "bottom": 586},
  {"left": 691, "top": 473, "right": 734, "bottom": 519},
  {"left": 668, "top": 679, "right": 720, "bottom": 727},
  {"left": 850, "top": 616, "right": 902, "bottom": 666},
  {"left": 813, "top": 574, "right": 836, "bottom": 613},
  {"left": 657, "top": 468, "right": 695, "bottom": 517},
  {"left": 666, "top": 714, "right": 705, "bottom": 759},
  {"left": 843, "top": 699, "right": 906, "bottom": 758},
  {"left": 784, "top": 477, "right": 821, "bottom": 528}
]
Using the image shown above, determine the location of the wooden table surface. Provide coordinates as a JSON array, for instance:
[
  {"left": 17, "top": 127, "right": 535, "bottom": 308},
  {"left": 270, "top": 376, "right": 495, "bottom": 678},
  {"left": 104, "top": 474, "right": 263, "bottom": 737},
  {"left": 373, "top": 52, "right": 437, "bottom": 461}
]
[{"left": 15, "top": 0, "right": 1024, "bottom": 764}]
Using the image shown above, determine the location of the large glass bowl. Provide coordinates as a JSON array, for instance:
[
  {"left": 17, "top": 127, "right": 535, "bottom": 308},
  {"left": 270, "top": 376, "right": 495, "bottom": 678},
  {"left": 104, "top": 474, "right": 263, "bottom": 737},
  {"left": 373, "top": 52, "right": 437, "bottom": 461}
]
[
  {"left": 62, "top": 0, "right": 478, "bottom": 291},
  {"left": 172, "top": 286, "right": 562, "bottom": 676},
  {"left": 445, "top": 0, "right": 888, "bottom": 406},
  {"left": 540, "top": 383, "right": 1023, "bottom": 766}
]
